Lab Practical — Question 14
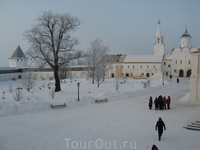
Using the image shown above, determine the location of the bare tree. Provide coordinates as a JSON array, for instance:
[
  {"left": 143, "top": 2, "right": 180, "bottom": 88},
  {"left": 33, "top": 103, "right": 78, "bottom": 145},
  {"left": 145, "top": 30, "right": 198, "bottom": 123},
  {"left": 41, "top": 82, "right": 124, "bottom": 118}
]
[
  {"left": 94, "top": 63, "right": 105, "bottom": 87},
  {"left": 22, "top": 72, "right": 37, "bottom": 92},
  {"left": 23, "top": 11, "right": 83, "bottom": 92},
  {"left": 115, "top": 78, "right": 120, "bottom": 90},
  {"left": 13, "top": 88, "right": 23, "bottom": 102},
  {"left": 99, "top": 48, "right": 111, "bottom": 81},
  {"left": 86, "top": 38, "right": 110, "bottom": 86}
]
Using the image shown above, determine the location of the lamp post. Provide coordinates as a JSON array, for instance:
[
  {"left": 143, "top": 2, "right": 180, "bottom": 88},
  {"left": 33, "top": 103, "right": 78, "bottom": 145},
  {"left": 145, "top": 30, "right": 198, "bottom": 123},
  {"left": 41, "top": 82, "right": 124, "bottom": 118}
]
[
  {"left": 162, "top": 72, "right": 164, "bottom": 85},
  {"left": 77, "top": 83, "right": 80, "bottom": 101}
]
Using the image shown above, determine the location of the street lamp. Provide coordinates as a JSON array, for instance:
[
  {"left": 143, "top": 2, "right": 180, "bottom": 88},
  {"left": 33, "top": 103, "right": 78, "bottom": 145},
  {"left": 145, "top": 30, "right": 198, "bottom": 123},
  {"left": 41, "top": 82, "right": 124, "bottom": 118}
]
[{"left": 77, "top": 82, "right": 80, "bottom": 101}]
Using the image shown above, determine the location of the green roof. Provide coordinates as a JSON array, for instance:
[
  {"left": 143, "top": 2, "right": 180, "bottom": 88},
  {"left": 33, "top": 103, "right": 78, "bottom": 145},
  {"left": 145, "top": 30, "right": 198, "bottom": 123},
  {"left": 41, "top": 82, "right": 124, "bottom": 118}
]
[{"left": 10, "top": 45, "right": 26, "bottom": 58}]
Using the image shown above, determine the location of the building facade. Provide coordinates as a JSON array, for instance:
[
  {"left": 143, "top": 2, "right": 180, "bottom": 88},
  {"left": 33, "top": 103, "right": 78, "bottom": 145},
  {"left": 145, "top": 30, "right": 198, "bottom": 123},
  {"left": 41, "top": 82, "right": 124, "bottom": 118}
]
[
  {"left": 162, "top": 29, "right": 199, "bottom": 77},
  {"left": 189, "top": 51, "right": 200, "bottom": 102}
]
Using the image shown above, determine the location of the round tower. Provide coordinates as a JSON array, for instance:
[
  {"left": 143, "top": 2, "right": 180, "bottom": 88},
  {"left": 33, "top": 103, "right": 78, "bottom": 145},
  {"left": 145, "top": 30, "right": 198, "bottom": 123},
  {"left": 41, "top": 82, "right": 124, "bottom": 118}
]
[
  {"left": 9, "top": 45, "right": 27, "bottom": 68},
  {"left": 181, "top": 28, "right": 192, "bottom": 49}
]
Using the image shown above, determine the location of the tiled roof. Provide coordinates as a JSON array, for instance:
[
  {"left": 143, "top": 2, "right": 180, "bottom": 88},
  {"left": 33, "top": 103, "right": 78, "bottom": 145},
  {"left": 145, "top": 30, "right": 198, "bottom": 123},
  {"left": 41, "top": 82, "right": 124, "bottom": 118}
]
[{"left": 10, "top": 45, "right": 26, "bottom": 58}]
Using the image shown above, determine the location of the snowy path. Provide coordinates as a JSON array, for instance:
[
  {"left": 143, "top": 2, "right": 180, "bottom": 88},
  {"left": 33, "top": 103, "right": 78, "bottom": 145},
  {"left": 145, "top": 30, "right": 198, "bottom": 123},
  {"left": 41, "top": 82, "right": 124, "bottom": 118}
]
[{"left": 0, "top": 78, "right": 200, "bottom": 150}]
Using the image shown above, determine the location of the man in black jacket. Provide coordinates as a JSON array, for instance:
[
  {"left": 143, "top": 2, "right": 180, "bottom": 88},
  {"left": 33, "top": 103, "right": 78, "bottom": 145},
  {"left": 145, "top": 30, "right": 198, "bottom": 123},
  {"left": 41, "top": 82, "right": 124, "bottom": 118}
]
[{"left": 155, "top": 117, "right": 166, "bottom": 141}]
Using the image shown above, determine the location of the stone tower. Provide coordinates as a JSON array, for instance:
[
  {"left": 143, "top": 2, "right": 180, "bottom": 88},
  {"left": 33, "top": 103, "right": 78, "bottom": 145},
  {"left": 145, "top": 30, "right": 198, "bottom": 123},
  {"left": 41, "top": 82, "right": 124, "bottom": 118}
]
[{"left": 9, "top": 45, "right": 27, "bottom": 67}]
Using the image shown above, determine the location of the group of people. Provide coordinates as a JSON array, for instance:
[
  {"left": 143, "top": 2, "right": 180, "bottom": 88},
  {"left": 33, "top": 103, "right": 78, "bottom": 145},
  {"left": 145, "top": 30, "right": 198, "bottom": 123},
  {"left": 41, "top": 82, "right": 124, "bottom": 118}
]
[{"left": 148, "top": 95, "right": 171, "bottom": 110}]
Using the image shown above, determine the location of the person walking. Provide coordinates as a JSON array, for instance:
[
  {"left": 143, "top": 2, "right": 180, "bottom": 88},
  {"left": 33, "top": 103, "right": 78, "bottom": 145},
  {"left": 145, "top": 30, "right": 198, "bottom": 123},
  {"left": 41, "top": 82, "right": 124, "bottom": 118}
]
[
  {"left": 149, "top": 96, "right": 153, "bottom": 109},
  {"left": 151, "top": 144, "right": 158, "bottom": 150},
  {"left": 166, "top": 96, "right": 171, "bottom": 109},
  {"left": 155, "top": 117, "right": 166, "bottom": 141},
  {"left": 177, "top": 78, "right": 179, "bottom": 83}
]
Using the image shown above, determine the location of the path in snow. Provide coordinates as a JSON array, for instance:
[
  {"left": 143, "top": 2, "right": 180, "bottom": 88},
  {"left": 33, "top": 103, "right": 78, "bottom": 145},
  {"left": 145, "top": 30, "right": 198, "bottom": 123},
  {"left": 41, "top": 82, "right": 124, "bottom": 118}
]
[{"left": 0, "top": 78, "right": 200, "bottom": 150}]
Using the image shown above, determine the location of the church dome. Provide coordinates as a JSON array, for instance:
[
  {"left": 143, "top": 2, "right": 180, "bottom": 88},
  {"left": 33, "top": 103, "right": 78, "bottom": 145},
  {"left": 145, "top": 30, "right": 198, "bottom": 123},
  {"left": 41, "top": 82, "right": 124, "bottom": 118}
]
[{"left": 181, "top": 29, "right": 191, "bottom": 38}]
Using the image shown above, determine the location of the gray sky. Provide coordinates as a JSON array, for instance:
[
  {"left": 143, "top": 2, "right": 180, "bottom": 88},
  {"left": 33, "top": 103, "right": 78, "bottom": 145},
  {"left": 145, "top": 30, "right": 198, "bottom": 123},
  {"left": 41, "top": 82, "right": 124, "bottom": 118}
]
[{"left": 0, "top": 0, "right": 199, "bottom": 67}]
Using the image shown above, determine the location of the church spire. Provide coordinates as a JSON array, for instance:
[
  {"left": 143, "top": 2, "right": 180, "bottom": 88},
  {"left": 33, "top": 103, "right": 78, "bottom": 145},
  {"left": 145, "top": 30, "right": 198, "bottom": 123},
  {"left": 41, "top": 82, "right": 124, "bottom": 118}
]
[
  {"left": 154, "top": 20, "right": 165, "bottom": 56},
  {"left": 156, "top": 20, "right": 162, "bottom": 37}
]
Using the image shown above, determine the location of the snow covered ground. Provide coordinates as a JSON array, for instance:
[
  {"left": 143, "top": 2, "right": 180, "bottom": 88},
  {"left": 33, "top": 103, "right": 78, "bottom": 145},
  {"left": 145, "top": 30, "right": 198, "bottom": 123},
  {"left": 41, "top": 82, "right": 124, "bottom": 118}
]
[{"left": 0, "top": 73, "right": 200, "bottom": 150}]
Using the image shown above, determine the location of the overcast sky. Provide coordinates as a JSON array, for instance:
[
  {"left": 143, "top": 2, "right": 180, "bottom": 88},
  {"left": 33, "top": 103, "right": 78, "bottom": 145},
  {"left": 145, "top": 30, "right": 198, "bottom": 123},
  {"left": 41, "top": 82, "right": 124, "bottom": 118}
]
[{"left": 0, "top": 0, "right": 200, "bottom": 67}]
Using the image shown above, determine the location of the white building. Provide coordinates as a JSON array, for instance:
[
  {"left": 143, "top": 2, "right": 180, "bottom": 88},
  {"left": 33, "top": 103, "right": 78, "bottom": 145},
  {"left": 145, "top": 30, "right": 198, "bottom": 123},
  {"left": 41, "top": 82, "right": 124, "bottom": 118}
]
[
  {"left": 109, "top": 21, "right": 200, "bottom": 79},
  {"left": 108, "top": 21, "right": 164, "bottom": 79},
  {"left": 162, "top": 29, "right": 199, "bottom": 77},
  {"left": 108, "top": 55, "right": 162, "bottom": 78},
  {"left": 189, "top": 51, "right": 200, "bottom": 102},
  {"left": 9, "top": 45, "right": 27, "bottom": 68}
]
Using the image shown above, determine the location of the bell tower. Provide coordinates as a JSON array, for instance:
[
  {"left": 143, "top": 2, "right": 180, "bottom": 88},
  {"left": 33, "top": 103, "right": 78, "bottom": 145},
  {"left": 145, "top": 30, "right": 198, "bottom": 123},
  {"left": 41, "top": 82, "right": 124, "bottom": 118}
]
[
  {"left": 180, "top": 27, "right": 192, "bottom": 49},
  {"left": 154, "top": 20, "right": 165, "bottom": 55}
]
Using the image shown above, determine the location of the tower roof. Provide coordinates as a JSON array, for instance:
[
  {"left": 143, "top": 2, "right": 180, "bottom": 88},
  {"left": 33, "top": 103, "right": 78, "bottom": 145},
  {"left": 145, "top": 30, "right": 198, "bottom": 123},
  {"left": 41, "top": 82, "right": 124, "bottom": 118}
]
[
  {"left": 156, "top": 20, "right": 162, "bottom": 37},
  {"left": 10, "top": 45, "right": 26, "bottom": 58},
  {"left": 181, "top": 28, "right": 191, "bottom": 38}
]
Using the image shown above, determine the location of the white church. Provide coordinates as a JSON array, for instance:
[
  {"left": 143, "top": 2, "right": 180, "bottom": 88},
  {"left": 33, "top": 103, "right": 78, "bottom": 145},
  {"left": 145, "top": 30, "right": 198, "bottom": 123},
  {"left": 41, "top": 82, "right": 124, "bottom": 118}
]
[{"left": 108, "top": 20, "right": 199, "bottom": 79}]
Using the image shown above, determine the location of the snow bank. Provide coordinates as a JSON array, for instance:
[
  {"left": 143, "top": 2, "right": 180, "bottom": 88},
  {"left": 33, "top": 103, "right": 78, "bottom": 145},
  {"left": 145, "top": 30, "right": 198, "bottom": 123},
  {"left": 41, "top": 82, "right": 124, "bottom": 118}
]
[
  {"left": 0, "top": 75, "right": 169, "bottom": 117},
  {"left": 179, "top": 93, "right": 190, "bottom": 102},
  {"left": 148, "top": 72, "right": 168, "bottom": 83},
  {"left": 0, "top": 100, "right": 51, "bottom": 117}
]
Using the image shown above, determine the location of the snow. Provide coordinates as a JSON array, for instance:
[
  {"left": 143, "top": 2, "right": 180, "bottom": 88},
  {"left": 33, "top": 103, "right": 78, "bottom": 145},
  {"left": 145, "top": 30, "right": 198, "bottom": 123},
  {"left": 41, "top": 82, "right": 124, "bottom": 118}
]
[
  {"left": 123, "top": 55, "right": 163, "bottom": 63},
  {"left": 0, "top": 73, "right": 200, "bottom": 150}
]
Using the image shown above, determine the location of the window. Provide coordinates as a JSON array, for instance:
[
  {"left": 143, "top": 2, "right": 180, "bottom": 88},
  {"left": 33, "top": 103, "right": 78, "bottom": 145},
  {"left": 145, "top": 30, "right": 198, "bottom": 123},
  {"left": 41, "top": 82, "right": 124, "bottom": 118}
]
[
  {"left": 141, "top": 73, "right": 144, "bottom": 75},
  {"left": 164, "top": 62, "right": 166, "bottom": 65},
  {"left": 147, "top": 66, "right": 149, "bottom": 68},
  {"left": 128, "top": 66, "right": 129, "bottom": 68},
  {"left": 168, "top": 65, "right": 170, "bottom": 68},
  {"left": 152, "top": 73, "right": 154, "bottom": 75},
  {"left": 122, "top": 66, "right": 124, "bottom": 68},
  {"left": 133, "top": 66, "right": 135, "bottom": 68},
  {"left": 180, "top": 60, "right": 182, "bottom": 64},
  {"left": 141, "top": 66, "right": 142, "bottom": 68},
  {"left": 175, "top": 60, "right": 177, "bottom": 64},
  {"left": 153, "top": 66, "right": 155, "bottom": 68},
  {"left": 189, "top": 60, "right": 190, "bottom": 64}
]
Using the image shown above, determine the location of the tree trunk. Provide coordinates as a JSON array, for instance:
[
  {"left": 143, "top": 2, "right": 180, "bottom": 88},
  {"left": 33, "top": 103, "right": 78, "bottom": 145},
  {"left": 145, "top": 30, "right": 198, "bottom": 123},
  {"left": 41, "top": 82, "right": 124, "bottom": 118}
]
[{"left": 54, "top": 67, "right": 61, "bottom": 92}]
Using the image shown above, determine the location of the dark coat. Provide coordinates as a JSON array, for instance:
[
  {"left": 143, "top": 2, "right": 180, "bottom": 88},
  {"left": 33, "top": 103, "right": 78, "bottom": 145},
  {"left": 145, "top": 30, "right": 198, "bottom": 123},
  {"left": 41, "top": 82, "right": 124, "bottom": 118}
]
[
  {"left": 151, "top": 145, "right": 158, "bottom": 150},
  {"left": 155, "top": 120, "right": 166, "bottom": 132},
  {"left": 149, "top": 98, "right": 153, "bottom": 107}
]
